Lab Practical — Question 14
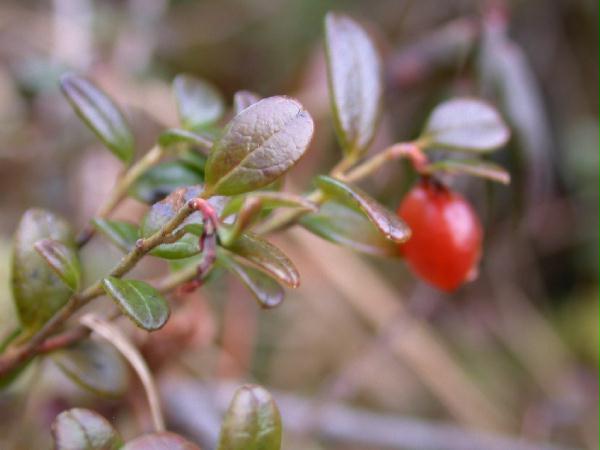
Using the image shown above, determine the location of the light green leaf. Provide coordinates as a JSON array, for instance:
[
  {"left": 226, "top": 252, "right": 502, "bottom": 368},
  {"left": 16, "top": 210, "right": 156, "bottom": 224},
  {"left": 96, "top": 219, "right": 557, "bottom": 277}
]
[
  {"left": 173, "top": 74, "right": 225, "bottom": 131},
  {"left": 158, "top": 128, "right": 212, "bottom": 152},
  {"left": 34, "top": 238, "right": 81, "bottom": 291},
  {"left": 217, "top": 384, "right": 282, "bottom": 450},
  {"left": 101, "top": 277, "right": 170, "bottom": 331},
  {"left": 221, "top": 192, "right": 316, "bottom": 218},
  {"left": 204, "top": 96, "right": 314, "bottom": 196},
  {"left": 52, "top": 408, "right": 121, "bottom": 450},
  {"left": 11, "top": 209, "right": 76, "bottom": 332},
  {"left": 315, "top": 176, "right": 410, "bottom": 243},
  {"left": 426, "top": 159, "right": 510, "bottom": 184},
  {"left": 122, "top": 432, "right": 200, "bottom": 450},
  {"left": 51, "top": 339, "right": 129, "bottom": 397},
  {"left": 60, "top": 74, "right": 134, "bottom": 163},
  {"left": 420, "top": 98, "right": 510, "bottom": 152},
  {"left": 325, "top": 13, "right": 383, "bottom": 156},
  {"left": 92, "top": 219, "right": 138, "bottom": 252}
]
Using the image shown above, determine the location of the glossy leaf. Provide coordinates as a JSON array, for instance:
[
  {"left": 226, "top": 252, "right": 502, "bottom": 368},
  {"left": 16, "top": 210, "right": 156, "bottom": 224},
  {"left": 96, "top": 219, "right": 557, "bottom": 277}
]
[
  {"left": 218, "top": 250, "right": 284, "bottom": 309},
  {"left": 204, "top": 96, "right": 314, "bottom": 196},
  {"left": 224, "top": 233, "right": 299, "bottom": 288},
  {"left": 51, "top": 339, "right": 129, "bottom": 397},
  {"left": 129, "top": 160, "right": 204, "bottom": 204},
  {"left": 426, "top": 159, "right": 510, "bottom": 184},
  {"left": 11, "top": 209, "right": 76, "bottom": 332},
  {"left": 324, "top": 13, "right": 383, "bottom": 155},
  {"left": 233, "top": 90, "right": 261, "bottom": 114},
  {"left": 300, "top": 202, "right": 400, "bottom": 257},
  {"left": 52, "top": 408, "right": 121, "bottom": 450},
  {"left": 92, "top": 219, "right": 138, "bottom": 252},
  {"left": 34, "top": 238, "right": 81, "bottom": 291},
  {"left": 217, "top": 384, "right": 282, "bottom": 450},
  {"left": 315, "top": 176, "right": 410, "bottom": 243},
  {"left": 158, "top": 128, "right": 212, "bottom": 151},
  {"left": 60, "top": 74, "right": 134, "bottom": 163},
  {"left": 122, "top": 432, "right": 200, "bottom": 450},
  {"left": 173, "top": 74, "right": 225, "bottom": 130},
  {"left": 101, "top": 277, "right": 170, "bottom": 331},
  {"left": 221, "top": 192, "right": 317, "bottom": 218},
  {"left": 420, "top": 98, "right": 510, "bottom": 152}
]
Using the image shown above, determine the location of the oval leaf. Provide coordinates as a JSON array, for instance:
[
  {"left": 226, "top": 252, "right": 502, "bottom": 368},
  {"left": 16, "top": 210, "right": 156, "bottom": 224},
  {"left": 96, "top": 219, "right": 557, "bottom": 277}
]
[
  {"left": 300, "top": 202, "right": 399, "bottom": 257},
  {"left": 224, "top": 233, "right": 299, "bottom": 288},
  {"left": 315, "top": 176, "right": 410, "bottom": 243},
  {"left": 52, "top": 408, "right": 121, "bottom": 450},
  {"left": 51, "top": 339, "right": 129, "bottom": 397},
  {"left": 426, "top": 159, "right": 510, "bottom": 184},
  {"left": 60, "top": 74, "right": 134, "bottom": 163},
  {"left": 34, "top": 238, "right": 81, "bottom": 291},
  {"left": 204, "top": 96, "right": 314, "bottom": 196},
  {"left": 129, "top": 160, "right": 204, "bottom": 204},
  {"left": 325, "top": 13, "right": 383, "bottom": 155},
  {"left": 101, "top": 277, "right": 170, "bottom": 331},
  {"left": 123, "top": 432, "right": 200, "bottom": 450},
  {"left": 233, "top": 90, "right": 261, "bottom": 114},
  {"left": 218, "top": 251, "right": 284, "bottom": 309},
  {"left": 217, "top": 384, "right": 282, "bottom": 450},
  {"left": 11, "top": 209, "right": 76, "bottom": 332},
  {"left": 173, "top": 74, "right": 225, "bottom": 130},
  {"left": 92, "top": 219, "right": 139, "bottom": 253},
  {"left": 420, "top": 98, "right": 510, "bottom": 152}
]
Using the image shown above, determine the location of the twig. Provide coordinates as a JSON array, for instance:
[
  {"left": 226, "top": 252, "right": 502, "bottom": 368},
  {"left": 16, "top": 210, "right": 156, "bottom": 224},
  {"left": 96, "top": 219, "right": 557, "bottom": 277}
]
[{"left": 80, "top": 314, "right": 165, "bottom": 432}]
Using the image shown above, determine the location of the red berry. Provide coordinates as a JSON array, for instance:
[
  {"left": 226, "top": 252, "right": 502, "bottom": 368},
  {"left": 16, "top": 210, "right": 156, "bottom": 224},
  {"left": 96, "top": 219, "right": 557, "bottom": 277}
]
[{"left": 397, "top": 179, "right": 482, "bottom": 292}]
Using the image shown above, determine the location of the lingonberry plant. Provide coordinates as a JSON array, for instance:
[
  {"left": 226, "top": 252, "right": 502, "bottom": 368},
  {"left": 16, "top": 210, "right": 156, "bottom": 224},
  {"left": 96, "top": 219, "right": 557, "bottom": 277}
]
[{"left": 0, "top": 12, "right": 510, "bottom": 449}]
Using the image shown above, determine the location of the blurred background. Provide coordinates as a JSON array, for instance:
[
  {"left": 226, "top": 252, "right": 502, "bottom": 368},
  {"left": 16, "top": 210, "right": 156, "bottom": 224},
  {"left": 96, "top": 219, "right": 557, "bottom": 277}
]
[{"left": 0, "top": 0, "right": 597, "bottom": 449}]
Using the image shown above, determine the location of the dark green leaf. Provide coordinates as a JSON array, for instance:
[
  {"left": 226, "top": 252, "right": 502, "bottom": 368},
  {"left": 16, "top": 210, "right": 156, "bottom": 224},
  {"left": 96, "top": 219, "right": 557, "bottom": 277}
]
[
  {"left": 224, "top": 233, "right": 299, "bottom": 288},
  {"left": 300, "top": 202, "right": 400, "bottom": 257},
  {"left": 173, "top": 74, "right": 225, "bottom": 130},
  {"left": 150, "top": 234, "right": 201, "bottom": 260},
  {"left": 324, "top": 13, "right": 383, "bottom": 156},
  {"left": 315, "top": 176, "right": 410, "bottom": 243},
  {"left": 51, "top": 339, "right": 129, "bottom": 397},
  {"left": 60, "top": 74, "right": 134, "bottom": 163},
  {"left": 233, "top": 90, "right": 261, "bottom": 114},
  {"left": 11, "top": 209, "right": 76, "bottom": 332},
  {"left": 420, "top": 98, "right": 510, "bottom": 152},
  {"left": 129, "top": 160, "right": 204, "bottom": 204},
  {"left": 122, "top": 432, "right": 200, "bottom": 450},
  {"left": 92, "top": 219, "right": 138, "bottom": 252},
  {"left": 101, "top": 277, "right": 170, "bottom": 331},
  {"left": 221, "top": 192, "right": 316, "bottom": 218},
  {"left": 52, "top": 408, "right": 121, "bottom": 450},
  {"left": 34, "top": 238, "right": 81, "bottom": 291},
  {"left": 158, "top": 128, "right": 212, "bottom": 151},
  {"left": 218, "top": 251, "right": 284, "bottom": 309},
  {"left": 204, "top": 96, "right": 314, "bottom": 196},
  {"left": 217, "top": 384, "right": 282, "bottom": 450},
  {"left": 426, "top": 159, "right": 510, "bottom": 184}
]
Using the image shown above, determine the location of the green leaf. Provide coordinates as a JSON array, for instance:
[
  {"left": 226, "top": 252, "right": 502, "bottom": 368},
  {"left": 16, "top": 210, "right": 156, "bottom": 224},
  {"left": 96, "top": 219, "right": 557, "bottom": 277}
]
[
  {"left": 204, "top": 96, "right": 314, "bottom": 196},
  {"left": 173, "top": 74, "right": 225, "bottom": 131},
  {"left": 122, "top": 432, "right": 200, "bottom": 450},
  {"left": 426, "top": 159, "right": 510, "bottom": 184},
  {"left": 11, "top": 209, "right": 76, "bottom": 332},
  {"left": 217, "top": 384, "right": 282, "bottom": 450},
  {"left": 158, "top": 128, "right": 212, "bottom": 151},
  {"left": 300, "top": 202, "right": 400, "bottom": 257},
  {"left": 221, "top": 192, "right": 316, "bottom": 218},
  {"left": 150, "top": 234, "right": 201, "bottom": 260},
  {"left": 129, "top": 160, "right": 204, "bottom": 204},
  {"left": 52, "top": 408, "right": 121, "bottom": 450},
  {"left": 34, "top": 238, "right": 81, "bottom": 291},
  {"left": 315, "top": 176, "right": 410, "bottom": 243},
  {"left": 420, "top": 98, "right": 510, "bottom": 152},
  {"left": 51, "top": 339, "right": 129, "bottom": 397},
  {"left": 92, "top": 219, "right": 139, "bottom": 252},
  {"left": 324, "top": 13, "right": 383, "bottom": 156},
  {"left": 218, "top": 250, "right": 284, "bottom": 309},
  {"left": 101, "top": 277, "right": 170, "bottom": 331},
  {"left": 60, "top": 73, "right": 134, "bottom": 163},
  {"left": 224, "top": 233, "right": 299, "bottom": 288},
  {"left": 233, "top": 90, "right": 261, "bottom": 114}
]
